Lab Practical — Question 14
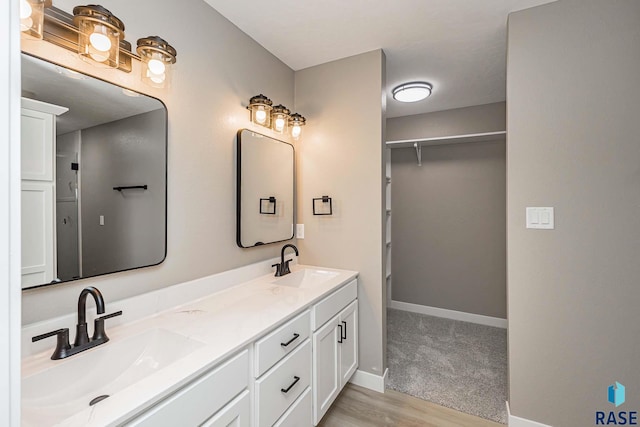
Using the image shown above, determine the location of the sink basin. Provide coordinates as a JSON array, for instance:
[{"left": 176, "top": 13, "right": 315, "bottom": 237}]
[
  {"left": 22, "top": 328, "right": 204, "bottom": 426},
  {"left": 272, "top": 268, "right": 340, "bottom": 288}
]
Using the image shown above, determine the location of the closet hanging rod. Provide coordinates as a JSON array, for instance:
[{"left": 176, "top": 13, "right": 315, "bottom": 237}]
[{"left": 385, "top": 130, "right": 506, "bottom": 149}]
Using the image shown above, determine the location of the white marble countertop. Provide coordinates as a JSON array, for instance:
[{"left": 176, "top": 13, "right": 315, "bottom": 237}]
[{"left": 21, "top": 263, "right": 358, "bottom": 426}]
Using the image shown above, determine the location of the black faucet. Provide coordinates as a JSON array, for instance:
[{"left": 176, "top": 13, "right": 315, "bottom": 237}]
[
  {"left": 32, "top": 286, "right": 122, "bottom": 360},
  {"left": 75, "top": 286, "right": 105, "bottom": 346},
  {"left": 272, "top": 244, "right": 299, "bottom": 277}
]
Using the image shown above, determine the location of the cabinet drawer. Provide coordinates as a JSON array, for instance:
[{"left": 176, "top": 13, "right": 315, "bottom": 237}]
[
  {"left": 255, "top": 310, "right": 310, "bottom": 377},
  {"left": 312, "top": 279, "right": 357, "bottom": 330},
  {"left": 255, "top": 340, "right": 311, "bottom": 427},
  {"left": 273, "top": 387, "right": 311, "bottom": 427},
  {"left": 201, "top": 390, "right": 250, "bottom": 427},
  {"left": 127, "top": 349, "right": 249, "bottom": 427}
]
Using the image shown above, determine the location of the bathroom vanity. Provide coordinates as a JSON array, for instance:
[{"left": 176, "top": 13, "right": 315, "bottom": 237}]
[{"left": 21, "top": 261, "right": 358, "bottom": 426}]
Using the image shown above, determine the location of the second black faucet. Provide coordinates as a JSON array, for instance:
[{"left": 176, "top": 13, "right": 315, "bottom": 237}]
[{"left": 272, "top": 244, "right": 299, "bottom": 277}]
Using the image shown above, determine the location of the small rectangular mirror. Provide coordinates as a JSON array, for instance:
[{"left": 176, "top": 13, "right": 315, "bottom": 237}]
[
  {"left": 21, "top": 53, "right": 167, "bottom": 289},
  {"left": 237, "top": 129, "right": 294, "bottom": 247}
]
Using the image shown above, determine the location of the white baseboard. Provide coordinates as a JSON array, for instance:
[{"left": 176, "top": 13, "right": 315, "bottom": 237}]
[
  {"left": 389, "top": 300, "right": 508, "bottom": 329},
  {"left": 506, "top": 402, "right": 552, "bottom": 427},
  {"left": 349, "top": 368, "right": 388, "bottom": 393}
]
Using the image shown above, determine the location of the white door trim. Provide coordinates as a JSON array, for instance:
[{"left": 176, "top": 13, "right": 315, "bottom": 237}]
[{"left": 0, "top": 1, "right": 22, "bottom": 426}]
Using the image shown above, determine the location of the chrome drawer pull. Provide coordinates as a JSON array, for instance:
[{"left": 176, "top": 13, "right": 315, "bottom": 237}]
[
  {"left": 280, "top": 333, "right": 300, "bottom": 347},
  {"left": 281, "top": 376, "right": 300, "bottom": 393}
]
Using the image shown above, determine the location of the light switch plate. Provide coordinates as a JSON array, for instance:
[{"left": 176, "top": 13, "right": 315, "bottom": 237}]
[
  {"left": 526, "top": 207, "right": 554, "bottom": 229},
  {"left": 296, "top": 224, "right": 304, "bottom": 239}
]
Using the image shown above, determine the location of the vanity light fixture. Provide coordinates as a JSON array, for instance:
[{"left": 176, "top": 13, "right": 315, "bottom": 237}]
[
  {"left": 289, "top": 113, "right": 306, "bottom": 140},
  {"left": 392, "top": 81, "right": 433, "bottom": 103},
  {"left": 247, "top": 94, "right": 273, "bottom": 128},
  {"left": 20, "top": 0, "right": 45, "bottom": 39},
  {"left": 22, "top": 2, "right": 178, "bottom": 88},
  {"left": 73, "top": 5, "right": 125, "bottom": 68},
  {"left": 271, "top": 104, "right": 290, "bottom": 135},
  {"left": 136, "top": 36, "right": 177, "bottom": 88}
]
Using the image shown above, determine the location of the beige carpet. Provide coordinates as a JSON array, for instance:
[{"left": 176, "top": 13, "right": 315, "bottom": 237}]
[{"left": 386, "top": 308, "right": 508, "bottom": 424}]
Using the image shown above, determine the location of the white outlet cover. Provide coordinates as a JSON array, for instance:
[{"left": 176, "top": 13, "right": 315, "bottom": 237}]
[{"left": 296, "top": 224, "right": 304, "bottom": 239}]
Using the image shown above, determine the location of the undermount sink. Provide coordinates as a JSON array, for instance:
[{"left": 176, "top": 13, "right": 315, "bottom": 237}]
[
  {"left": 272, "top": 268, "right": 340, "bottom": 288},
  {"left": 22, "top": 328, "right": 204, "bottom": 426}
]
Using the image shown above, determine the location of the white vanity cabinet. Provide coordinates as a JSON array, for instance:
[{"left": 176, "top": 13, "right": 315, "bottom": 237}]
[
  {"left": 20, "top": 98, "right": 68, "bottom": 288},
  {"left": 311, "top": 279, "right": 358, "bottom": 425},
  {"left": 254, "top": 310, "right": 312, "bottom": 427},
  {"left": 126, "top": 350, "right": 250, "bottom": 427}
]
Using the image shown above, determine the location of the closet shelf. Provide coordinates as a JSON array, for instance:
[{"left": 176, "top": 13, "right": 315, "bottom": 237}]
[{"left": 385, "top": 131, "right": 506, "bottom": 149}]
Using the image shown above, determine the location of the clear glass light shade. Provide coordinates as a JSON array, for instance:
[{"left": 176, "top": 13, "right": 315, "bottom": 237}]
[
  {"left": 73, "top": 6, "right": 125, "bottom": 69},
  {"left": 20, "top": 0, "right": 44, "bottom": 40},
  {"left": 392, "top": 82, "right": 433, "bottom": 103},
  {"left": 270, "top": 105, "right": 290, "bottom": 135},
  {"left": 137, "top": 36, "right": 177, "bottom": 89},
  {"left": 247, "top": 94, "right": 273, "bottom": 128},
  {"left": 288, "top": 113, "right": 306, "bottom": 141}
]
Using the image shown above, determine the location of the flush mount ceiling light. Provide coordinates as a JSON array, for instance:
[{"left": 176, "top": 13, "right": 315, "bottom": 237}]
[{"left": 392, "top": 81, "right": 433, "bottom": 103}]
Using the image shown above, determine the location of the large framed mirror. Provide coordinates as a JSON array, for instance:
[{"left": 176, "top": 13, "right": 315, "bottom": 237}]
[
  {"left": 236, "top": 129, "right": 294, "bottom": 248},
  {"left": 21, "top": 53, "right": 167, "bottom": 289}
]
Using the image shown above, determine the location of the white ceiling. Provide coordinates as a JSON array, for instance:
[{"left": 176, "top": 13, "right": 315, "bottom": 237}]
[{"left": 204, "top": 0, "right": 554, "bottom": 118}]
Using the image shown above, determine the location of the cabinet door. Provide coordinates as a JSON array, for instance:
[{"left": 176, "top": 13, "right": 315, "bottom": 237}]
[
  {"left": 339, "top": 300, "right": 358, "bottom": 389},
  {"left": 21, "top": 108, "right": 54, "bottom": 181},
  {"left": 21, "top": 182, "right": 55, "bottom": 287},
  {"left": 312, "top": 315, "right": 340, "bottom": 425},
  {"left": 201, "top": 390, "right": 250, "bottom": 427}
]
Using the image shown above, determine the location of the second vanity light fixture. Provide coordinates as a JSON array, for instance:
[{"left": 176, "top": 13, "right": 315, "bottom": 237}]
[
  {"left": 247, "top": 94, "right": 307, "bottom": 140},
  {"left": 21, "top": 1, "right": 177, "bottom": 88}
]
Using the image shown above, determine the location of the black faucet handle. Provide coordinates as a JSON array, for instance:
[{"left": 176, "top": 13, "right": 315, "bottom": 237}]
[
  {"left": 272, "top": 263, "right": 283, "bottom": 277},
  {"left": 32, "top": 328, "right": 72, "bottom": 360},
  {"left": 92, "top": 311, "right": 123, "bottom": 342}
]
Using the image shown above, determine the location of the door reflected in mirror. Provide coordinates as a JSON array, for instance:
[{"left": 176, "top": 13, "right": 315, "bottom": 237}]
[
  {"left": 20, "top": 53, "right": 167, "bottom": 289},
  {"left": 237, "top": 129, "right": 294, "bottom": 248}
]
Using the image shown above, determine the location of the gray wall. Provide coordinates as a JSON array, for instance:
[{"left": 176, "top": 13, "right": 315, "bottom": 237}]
[
  {"left": 295, "top": 50, "right": 387, "bottom": 378},
  {"left": 507, "top": 1, "right": 640, "bottom": 425},
  {"left": 21, "top": 0, "right": 295, "bottom": 324},
  {"left": 56, "top": 131, "right": 80, "bottom": 281},
  {"left": 387, "top": 102, "right": 505, "bottom": 141},
  {"left": 390, "top": 140, "right": 506, "bottom": 318},
  {"left": 80, "top": 110, "right": 166, "bottom": 277}
]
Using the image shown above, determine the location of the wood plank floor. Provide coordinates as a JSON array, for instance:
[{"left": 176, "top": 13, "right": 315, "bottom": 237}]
[{"left": 318, "top": 384, "right": 505, "bottom": 427}]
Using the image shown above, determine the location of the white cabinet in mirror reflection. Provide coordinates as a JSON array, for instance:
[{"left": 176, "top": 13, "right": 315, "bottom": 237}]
[{"left": 21, "top": 98, "right": 68, "bottom": 288}]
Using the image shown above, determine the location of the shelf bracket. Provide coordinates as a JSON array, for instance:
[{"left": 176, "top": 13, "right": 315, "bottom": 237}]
[{"left": 413, "top": 142, "right": 422, "bottom": 166}]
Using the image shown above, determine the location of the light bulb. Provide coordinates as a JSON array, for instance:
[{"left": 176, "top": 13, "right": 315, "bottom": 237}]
[
  {"left": 20, "top": 17, "right": 33, "bottom": 32},
  {"left": 147, "top": 59, "right": 166, "bottom": 75},
  {"left": 255, "top": 108, "right": 267, "bottom": 124},
  {"left": 90, "top": 30, "right": 111, "bottom": 52},
  {"left": 149, "top": 71, "right": 166, "bottom": 84},
  {"left": 89, "top": 52, "right": 109, "bottom": 63},
  {"left": 292, "top": 125, "right": 301, "bottom": 139},
  {"left": 20, "top": 0, "right": 32, "bottom": 19},
  {"left": 275, "top": 117, "right": 285, "bottom": 132}
]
